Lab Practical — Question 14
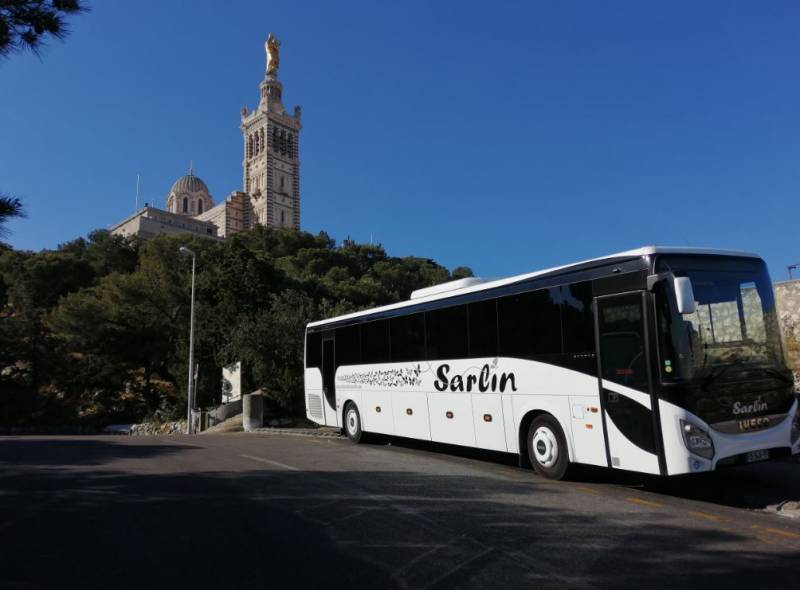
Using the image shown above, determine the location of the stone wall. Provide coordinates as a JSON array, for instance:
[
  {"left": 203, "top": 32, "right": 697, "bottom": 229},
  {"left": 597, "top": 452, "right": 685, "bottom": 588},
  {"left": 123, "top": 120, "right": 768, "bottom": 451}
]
[
  {"left": 687, "top": 286, "right": 767, "bottom": 344},
  {"left": 775, "top": 279, "right": 800, "bottom": 373}
]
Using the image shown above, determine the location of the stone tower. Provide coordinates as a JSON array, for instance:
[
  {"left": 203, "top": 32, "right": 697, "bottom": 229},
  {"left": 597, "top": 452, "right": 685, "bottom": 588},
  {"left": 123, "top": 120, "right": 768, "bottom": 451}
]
[{"left": 240, "top": 33, "right": 302, "bottom": 229}]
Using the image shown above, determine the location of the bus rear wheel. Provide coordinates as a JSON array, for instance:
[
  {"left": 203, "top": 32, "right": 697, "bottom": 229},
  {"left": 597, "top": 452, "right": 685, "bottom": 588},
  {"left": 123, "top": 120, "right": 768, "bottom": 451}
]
[
  {"left": 344, "top": 402, "right": 363, "bottom": 444},
  {"left": 527, "top": 415, "right": 570, "bottom": 480}
]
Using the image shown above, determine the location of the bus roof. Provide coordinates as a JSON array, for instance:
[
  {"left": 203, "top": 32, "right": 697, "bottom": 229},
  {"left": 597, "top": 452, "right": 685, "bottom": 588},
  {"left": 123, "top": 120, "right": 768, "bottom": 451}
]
[{"left": 306, "top": 246, "right": 760, "bottom": 329}]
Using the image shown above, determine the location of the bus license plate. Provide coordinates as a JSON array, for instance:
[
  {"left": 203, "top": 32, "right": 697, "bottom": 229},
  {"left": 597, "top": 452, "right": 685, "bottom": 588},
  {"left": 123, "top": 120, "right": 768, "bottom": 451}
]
[{"left": 745, "top": 450, "right": 769, "bottom": 463}]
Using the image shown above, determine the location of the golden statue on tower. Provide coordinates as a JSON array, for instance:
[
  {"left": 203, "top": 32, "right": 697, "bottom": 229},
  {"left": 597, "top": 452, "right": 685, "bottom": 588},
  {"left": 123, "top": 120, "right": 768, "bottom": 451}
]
[{"left": 265, "top": 33, "right": 280, "bottom": 75}]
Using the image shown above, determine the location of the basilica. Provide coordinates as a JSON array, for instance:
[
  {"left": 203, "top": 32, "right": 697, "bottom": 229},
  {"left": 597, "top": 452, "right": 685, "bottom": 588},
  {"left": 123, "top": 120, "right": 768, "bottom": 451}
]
[{"left": 111, "top": 34, "right": 301, "bottom": 241}]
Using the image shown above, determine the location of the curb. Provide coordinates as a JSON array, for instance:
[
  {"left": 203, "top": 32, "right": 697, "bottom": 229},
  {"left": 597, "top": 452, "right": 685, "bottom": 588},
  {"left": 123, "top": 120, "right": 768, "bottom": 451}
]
[{"left": 251, "top": 427, "right": 343, "bottom": 439}]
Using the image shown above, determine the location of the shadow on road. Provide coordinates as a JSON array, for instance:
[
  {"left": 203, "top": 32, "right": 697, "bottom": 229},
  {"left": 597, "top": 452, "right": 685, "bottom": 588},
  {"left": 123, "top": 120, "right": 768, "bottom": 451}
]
[
  {"left": 1, "top": 436, "right": 798, "bottom": 589},
  {"left": 0, "top": 436, "right": 196, "bottom": 467},
  {"left": 381, "top": 435, "right": 800, "bottom": 510}
]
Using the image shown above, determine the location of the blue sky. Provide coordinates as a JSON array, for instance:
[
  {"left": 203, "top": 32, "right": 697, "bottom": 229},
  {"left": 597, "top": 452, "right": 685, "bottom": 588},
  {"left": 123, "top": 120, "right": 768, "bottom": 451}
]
[{"left": 2, "top": 1, "right": 799, "bottom": 281}]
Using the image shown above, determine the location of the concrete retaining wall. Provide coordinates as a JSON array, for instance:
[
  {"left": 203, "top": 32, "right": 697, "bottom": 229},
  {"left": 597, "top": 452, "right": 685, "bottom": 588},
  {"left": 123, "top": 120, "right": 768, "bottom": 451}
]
[
  {"left": 206, "top": 399, "right": 243, "bottom": 429},
  {"left": 243, "top": 392, "right": 264, "bottom": 432}
]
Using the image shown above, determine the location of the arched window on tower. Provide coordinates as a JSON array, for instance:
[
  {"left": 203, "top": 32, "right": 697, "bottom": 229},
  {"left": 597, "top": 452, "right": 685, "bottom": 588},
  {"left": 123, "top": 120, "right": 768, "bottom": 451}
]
[
  {"left": 260, "top": 128, "right": 265, "bottom": 153},
  {"left": 287, "top": 134, "right": 294, "bottom": 157},
  {"left": 182, "top": 197, "right": 188, "bottom": 213},
  {"left": 248, "top": 135, "right": 253, "bottom": 158},
  {"left": 198, "top": 199, "right": 204, "bottom": 214},
  {"left": 272, "top": 127, "right": 278, "bottom": 151}
]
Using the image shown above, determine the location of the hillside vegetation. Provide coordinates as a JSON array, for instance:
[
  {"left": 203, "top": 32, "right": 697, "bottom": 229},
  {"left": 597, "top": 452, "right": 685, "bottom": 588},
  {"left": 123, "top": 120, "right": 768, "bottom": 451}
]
[{"left": 0, "top": 227, "right": 472, "bottom": 428}]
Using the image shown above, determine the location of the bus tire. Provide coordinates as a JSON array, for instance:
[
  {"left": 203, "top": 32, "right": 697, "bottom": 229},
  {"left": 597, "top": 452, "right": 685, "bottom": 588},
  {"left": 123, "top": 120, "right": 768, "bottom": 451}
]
[
  {"left": 343, "top": 402, "right": 363, "bottom": 444},
  {"left": 527, "top": 414, "right": 570, "bottom": 480}
]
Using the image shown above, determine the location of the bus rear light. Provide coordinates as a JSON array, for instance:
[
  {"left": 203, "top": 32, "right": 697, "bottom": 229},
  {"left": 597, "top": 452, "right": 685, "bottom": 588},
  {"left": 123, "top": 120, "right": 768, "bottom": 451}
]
[{"left": 681, "top": 420, "right": 715, "bottom": 460}]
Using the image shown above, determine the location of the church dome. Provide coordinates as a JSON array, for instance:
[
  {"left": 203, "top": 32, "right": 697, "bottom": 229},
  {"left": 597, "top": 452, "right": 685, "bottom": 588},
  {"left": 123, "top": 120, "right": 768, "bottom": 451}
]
[
  {"left": 166, "top": 170, "right": 214, "bottom": 216},
  {"left": 170, "top": 173, "right": 209, "bottom": 195}
]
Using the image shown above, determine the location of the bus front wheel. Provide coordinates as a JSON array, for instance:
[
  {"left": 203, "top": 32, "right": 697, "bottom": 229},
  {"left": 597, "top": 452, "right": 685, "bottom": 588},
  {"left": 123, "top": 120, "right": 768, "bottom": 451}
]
[
  {"left": 527, "top": 415, "right": 570, "bottom": 480},
  {"left": 344, "top": 402, "right": 363, "bottom": 444}
]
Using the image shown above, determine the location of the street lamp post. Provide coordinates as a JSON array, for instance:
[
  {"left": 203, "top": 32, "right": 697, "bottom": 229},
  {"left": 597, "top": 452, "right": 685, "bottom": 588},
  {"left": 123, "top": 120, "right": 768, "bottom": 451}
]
[{"left": 179, "top": 246, "right": 197, "bottom": 434}]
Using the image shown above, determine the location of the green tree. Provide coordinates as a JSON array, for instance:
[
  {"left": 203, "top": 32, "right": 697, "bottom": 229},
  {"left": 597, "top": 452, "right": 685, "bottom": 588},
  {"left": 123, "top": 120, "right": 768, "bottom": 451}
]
[
  {"left": 0, "top": 0, "right": 86, "bottom": 57},
  {"left": 0, "top": 193, "right": 24, "bottom": 247},
  {"left": 2, "top": 225, "right": 474, "bottom": 425},
  {"left": 451, "top": 266, "right": 474, "bottom": 280}
]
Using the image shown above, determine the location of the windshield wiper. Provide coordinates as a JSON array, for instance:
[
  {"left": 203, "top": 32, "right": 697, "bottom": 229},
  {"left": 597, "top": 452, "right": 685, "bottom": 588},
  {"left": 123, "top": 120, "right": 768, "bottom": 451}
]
[
  {"left": 701, "top": 357, "right": 748, "bottom": 391},
  {"left": 758, "top": 366, "right": 795, "bottom": 385}
]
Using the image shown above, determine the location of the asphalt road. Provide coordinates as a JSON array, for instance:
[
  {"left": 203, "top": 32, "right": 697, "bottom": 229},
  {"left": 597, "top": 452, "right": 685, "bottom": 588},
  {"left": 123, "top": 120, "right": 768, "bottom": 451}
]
[{"left": 1, "top": 433, "right": 799, "bottom": 589}]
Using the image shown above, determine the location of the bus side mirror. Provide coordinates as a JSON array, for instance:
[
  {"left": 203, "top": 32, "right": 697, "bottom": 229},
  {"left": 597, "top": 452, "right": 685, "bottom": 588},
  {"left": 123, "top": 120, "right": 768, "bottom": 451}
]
[{"left": 674, "top": 277, "right": 697, "bottom": 315}]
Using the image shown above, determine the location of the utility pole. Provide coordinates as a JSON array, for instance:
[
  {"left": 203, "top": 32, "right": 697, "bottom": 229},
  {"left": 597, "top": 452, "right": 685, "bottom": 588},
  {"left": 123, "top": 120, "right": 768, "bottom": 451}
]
[{"left": 179, "top": 246, "right": 197, "bottom": 434}]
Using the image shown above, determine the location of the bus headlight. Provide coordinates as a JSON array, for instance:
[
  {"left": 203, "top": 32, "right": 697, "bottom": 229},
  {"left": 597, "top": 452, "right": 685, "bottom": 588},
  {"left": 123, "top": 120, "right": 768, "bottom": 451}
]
[{"left": 681, "top": 420, "right": 715, "bottom": 460}]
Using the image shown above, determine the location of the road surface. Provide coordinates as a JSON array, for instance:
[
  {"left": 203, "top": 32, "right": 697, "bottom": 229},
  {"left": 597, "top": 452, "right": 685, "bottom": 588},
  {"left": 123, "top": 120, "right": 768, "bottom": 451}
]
[{"left": 1, "top": 433, "right": 798, "bottom": 589}]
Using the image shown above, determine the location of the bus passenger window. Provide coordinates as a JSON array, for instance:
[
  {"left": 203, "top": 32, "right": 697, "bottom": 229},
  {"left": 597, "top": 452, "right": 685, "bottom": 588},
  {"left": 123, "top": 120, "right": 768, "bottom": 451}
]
[
  {"left": 468, "top": 299, "right": 498, "bottom": 358},
  {"left": 390, "top": 313, "right": 426, "bottom": 362},
  {"left": 361, "top": 320, "right": 391, "bottom": 364},
  {"left": 426, "top": 305, "right": 468, "bottom": 360},
  {"left": 562, "top": 282, "right": 595, "bottom": 353},
  {"left": 336, "top": 325, "right": 362, "bottom": 367},
  {"left": 306, "top": 331, "right": 322, "bottom": 368},
  {"left": 498, "top": 289, "right": 561, "bottom": 359}
]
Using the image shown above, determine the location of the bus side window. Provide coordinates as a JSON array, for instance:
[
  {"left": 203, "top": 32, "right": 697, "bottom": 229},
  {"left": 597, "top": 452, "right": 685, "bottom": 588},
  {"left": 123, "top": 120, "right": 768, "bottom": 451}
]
[
  {"left": 426, "top": 305, "right": 468, "bottom": 361},
  {"left": 306, "top": 331, "right": 322, "bottom": 368},
  {"left": 336, "top": 325, "right": 361, "bottom": 367},
  {"left": 498, "top": 289, "right": 561, "bottom": 359},
  {"left": 468, "top": 299, "right": 498, "bottom": 358},
  {"left": 562, "top": 282, "right": 595, "bottom": 353},
  {"left": 361, "top": 320, "right": 391, "bottom": 364},
  {"left": 391, "top": 313, "right": 426, "bottom": 362}
]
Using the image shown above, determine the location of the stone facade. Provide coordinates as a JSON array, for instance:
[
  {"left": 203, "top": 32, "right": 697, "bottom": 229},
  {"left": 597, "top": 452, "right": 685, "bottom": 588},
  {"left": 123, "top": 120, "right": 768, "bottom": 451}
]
[
  {"left": 686, "top": 286, "right": 767, "bottom": 344},
  {"left": 110, "top": 206, "right": 221, "bottom": 241},
  {"left": 110, "top": 35, "right": 301, "bottom": 241},
  {"left": 195, "top": 191, "right": 252, "bottom": 238},
  {"left": 775, "top": 280, "right": 800, "bottom": 373}
]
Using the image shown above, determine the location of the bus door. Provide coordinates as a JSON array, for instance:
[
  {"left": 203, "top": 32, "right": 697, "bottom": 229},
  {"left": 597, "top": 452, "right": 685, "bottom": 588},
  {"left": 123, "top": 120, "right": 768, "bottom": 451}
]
[
  {"left": 594, "top": 292, "right": 662, "bottom": 475},
  {"left": 321, "top": 332, "right": 339, "bottom": 427}
]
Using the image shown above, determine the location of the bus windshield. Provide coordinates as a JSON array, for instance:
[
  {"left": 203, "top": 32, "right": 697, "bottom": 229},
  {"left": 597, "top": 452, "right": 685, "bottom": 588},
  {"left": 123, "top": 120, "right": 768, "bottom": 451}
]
[{"left": 655, "top": 256, "right": 785, "bottom": 383}]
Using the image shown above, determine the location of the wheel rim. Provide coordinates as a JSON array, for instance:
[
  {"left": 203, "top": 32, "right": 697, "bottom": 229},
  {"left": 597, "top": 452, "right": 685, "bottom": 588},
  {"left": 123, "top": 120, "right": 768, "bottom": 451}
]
[
  {"left": 532, "top": 426, "right": 559, "bottom": 468},
  {"left": 346, "top": 408, "right": 359, "bottom": 436}
]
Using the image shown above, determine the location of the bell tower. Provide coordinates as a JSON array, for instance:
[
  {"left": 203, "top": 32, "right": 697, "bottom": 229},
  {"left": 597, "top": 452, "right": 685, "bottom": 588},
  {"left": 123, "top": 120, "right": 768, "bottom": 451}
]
[{"left": 240, "top": 33, "right": 302, "bottom": 229}]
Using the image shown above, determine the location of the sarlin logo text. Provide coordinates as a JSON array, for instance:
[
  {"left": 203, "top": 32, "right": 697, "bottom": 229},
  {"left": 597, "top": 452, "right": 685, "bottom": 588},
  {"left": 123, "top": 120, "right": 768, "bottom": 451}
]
[
  {"left": 434, "top": 363, "right": 518, "bottom": 393},
  {"left": 732, "top": 398, "right": 768, "bottom": 416}
]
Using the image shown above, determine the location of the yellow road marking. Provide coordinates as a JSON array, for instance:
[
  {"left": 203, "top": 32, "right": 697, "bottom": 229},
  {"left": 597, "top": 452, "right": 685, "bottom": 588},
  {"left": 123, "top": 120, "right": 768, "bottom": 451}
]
[
  {"left": 575, "top": 486, "right": 601, "bottom": 495},
  {"left": 625, "top": 497, "right": 663, "bottom": 509},
  {"left": 751, "top": 525, "right": 800, "bottom": 540},
  {"left": 689, "top": 510, "right": 724, "bottom": 522}
]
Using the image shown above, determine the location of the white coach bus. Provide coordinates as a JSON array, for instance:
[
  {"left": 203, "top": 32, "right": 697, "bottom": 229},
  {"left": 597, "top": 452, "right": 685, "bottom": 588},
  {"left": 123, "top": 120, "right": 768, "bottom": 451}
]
[{"left": 304, "top": 247, "right": 799, "bottom": 479}]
